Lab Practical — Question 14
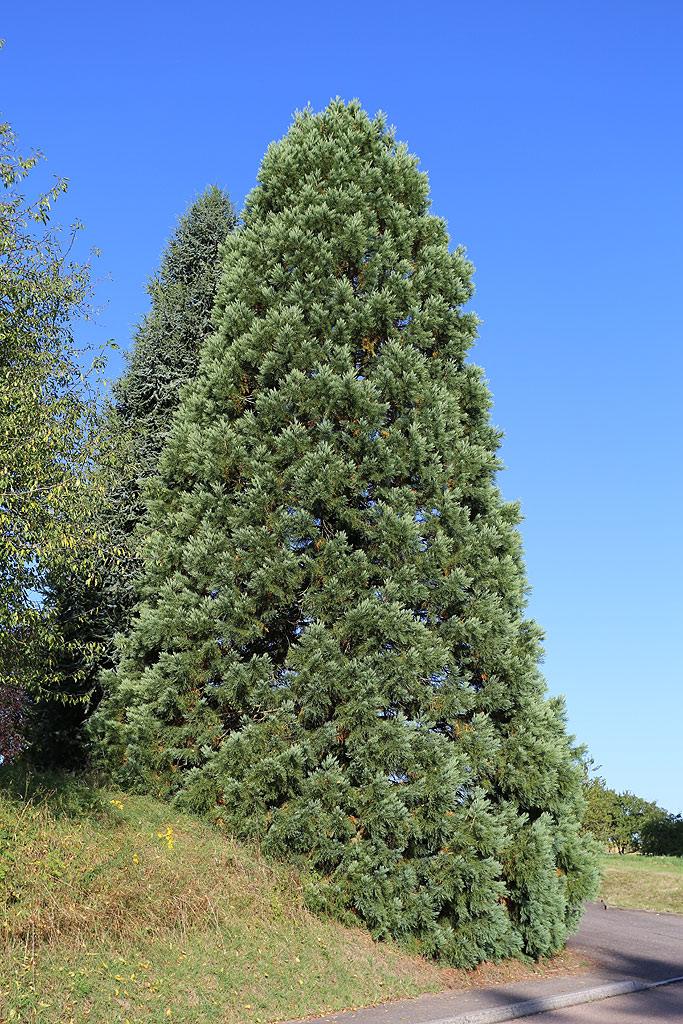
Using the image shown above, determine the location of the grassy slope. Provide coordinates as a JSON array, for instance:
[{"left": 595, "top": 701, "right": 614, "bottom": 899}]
[
  {"left": 599, "top": 853, "right": 683, "bottom": 914},
  {"left": 1, "top": 774, "right": 583, "bottom": 1024}
]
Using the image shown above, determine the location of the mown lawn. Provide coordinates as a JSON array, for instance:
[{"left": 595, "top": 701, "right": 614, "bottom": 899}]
[{"left": 599, "top": 853, "right": 683, "bottom": 914}]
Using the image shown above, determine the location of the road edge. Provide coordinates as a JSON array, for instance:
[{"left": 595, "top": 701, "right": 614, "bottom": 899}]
[{"left": 422, "top": 979, "right": 649, "bottom": 1024}]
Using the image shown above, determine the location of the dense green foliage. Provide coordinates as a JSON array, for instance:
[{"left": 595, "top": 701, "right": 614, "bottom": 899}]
[
  {"left": 92, "top": 101, "right": 599, "bottom": 965},
  {"left": 582, "top": 769, "right": 681, "bottom": 855},
  {"left": 28, "top": 188, "right": 237, "bottom": 767},
  {"left": 0, "top": 110, "right": 113, "bottom": 734},
  {"left": 640, "top": 814, "right": 683, "bottom": 856},
  {"left": 114, "top": 185, "right": 238, "bottom": 483}
]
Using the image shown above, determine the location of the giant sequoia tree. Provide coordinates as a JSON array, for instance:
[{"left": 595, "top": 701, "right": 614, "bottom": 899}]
[{"left": 93, "top": 102, "right": 599, "bottom": 965}]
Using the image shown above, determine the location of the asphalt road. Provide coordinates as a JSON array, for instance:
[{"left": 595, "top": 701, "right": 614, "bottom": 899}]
[
  {"left": 566, "top": 902, "right": 683, "bottom": 983},
  {"left": 282, "top": 903, "right": 683, "bottom": 1024}
]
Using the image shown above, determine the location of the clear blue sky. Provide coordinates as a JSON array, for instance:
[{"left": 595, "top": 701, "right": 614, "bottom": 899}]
[{"left": 3, "top": 1, "right": 681, "bottom": 813}]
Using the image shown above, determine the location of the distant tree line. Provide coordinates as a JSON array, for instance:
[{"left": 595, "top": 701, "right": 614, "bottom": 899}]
[{"left": 582, "top": 768, "right": 683, "bottom": 856}]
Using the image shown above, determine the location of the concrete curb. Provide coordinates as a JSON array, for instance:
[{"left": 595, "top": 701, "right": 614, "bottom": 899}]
[
  {"left": 283, "top": 973, "right": 683, "bottom": 1024},
  {"left": 421, "top": 979, "right": 651, "bottom": 1024},
  {"left": 649, "top": 975, "right": 683, "bottom": 988}
]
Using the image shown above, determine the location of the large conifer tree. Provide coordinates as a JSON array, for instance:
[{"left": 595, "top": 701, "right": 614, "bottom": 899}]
[
  {"left": 93, "top": 103, "right": 598, "bottom": 964},
  {"left": 30, "top": 187, "right": 237, "bottom": 766}
]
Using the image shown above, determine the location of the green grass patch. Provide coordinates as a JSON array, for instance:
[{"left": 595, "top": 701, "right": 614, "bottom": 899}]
[
  {"left": 0, "top": 771, "right": 586, "bottom": 1023},
  {"left": 599, "top": 853, "right": 683, "bottom": 914}
]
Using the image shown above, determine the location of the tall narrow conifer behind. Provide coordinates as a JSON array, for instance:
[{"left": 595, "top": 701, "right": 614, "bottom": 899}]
[
  {"left": 30, "top": 187, "right": 236, "bottom": 767},
  {"left": 92, "top": 103, "right": 599, "bottom": 965}
]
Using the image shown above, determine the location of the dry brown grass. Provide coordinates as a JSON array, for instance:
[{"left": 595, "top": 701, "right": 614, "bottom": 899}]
[
  {"left": 0, "top": 776, "right": 590, "bottom": 1024},
  {"left": 1, "top": 781, "right": 315, "bottom": 947}
]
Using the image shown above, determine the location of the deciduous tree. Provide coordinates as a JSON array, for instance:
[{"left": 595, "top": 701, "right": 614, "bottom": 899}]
[
  {"left": 0, "top": 108, "right": 111, "bottom": 714},
  {"left": 641, "top": 812, "right": 683, "bottom": 856}
]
